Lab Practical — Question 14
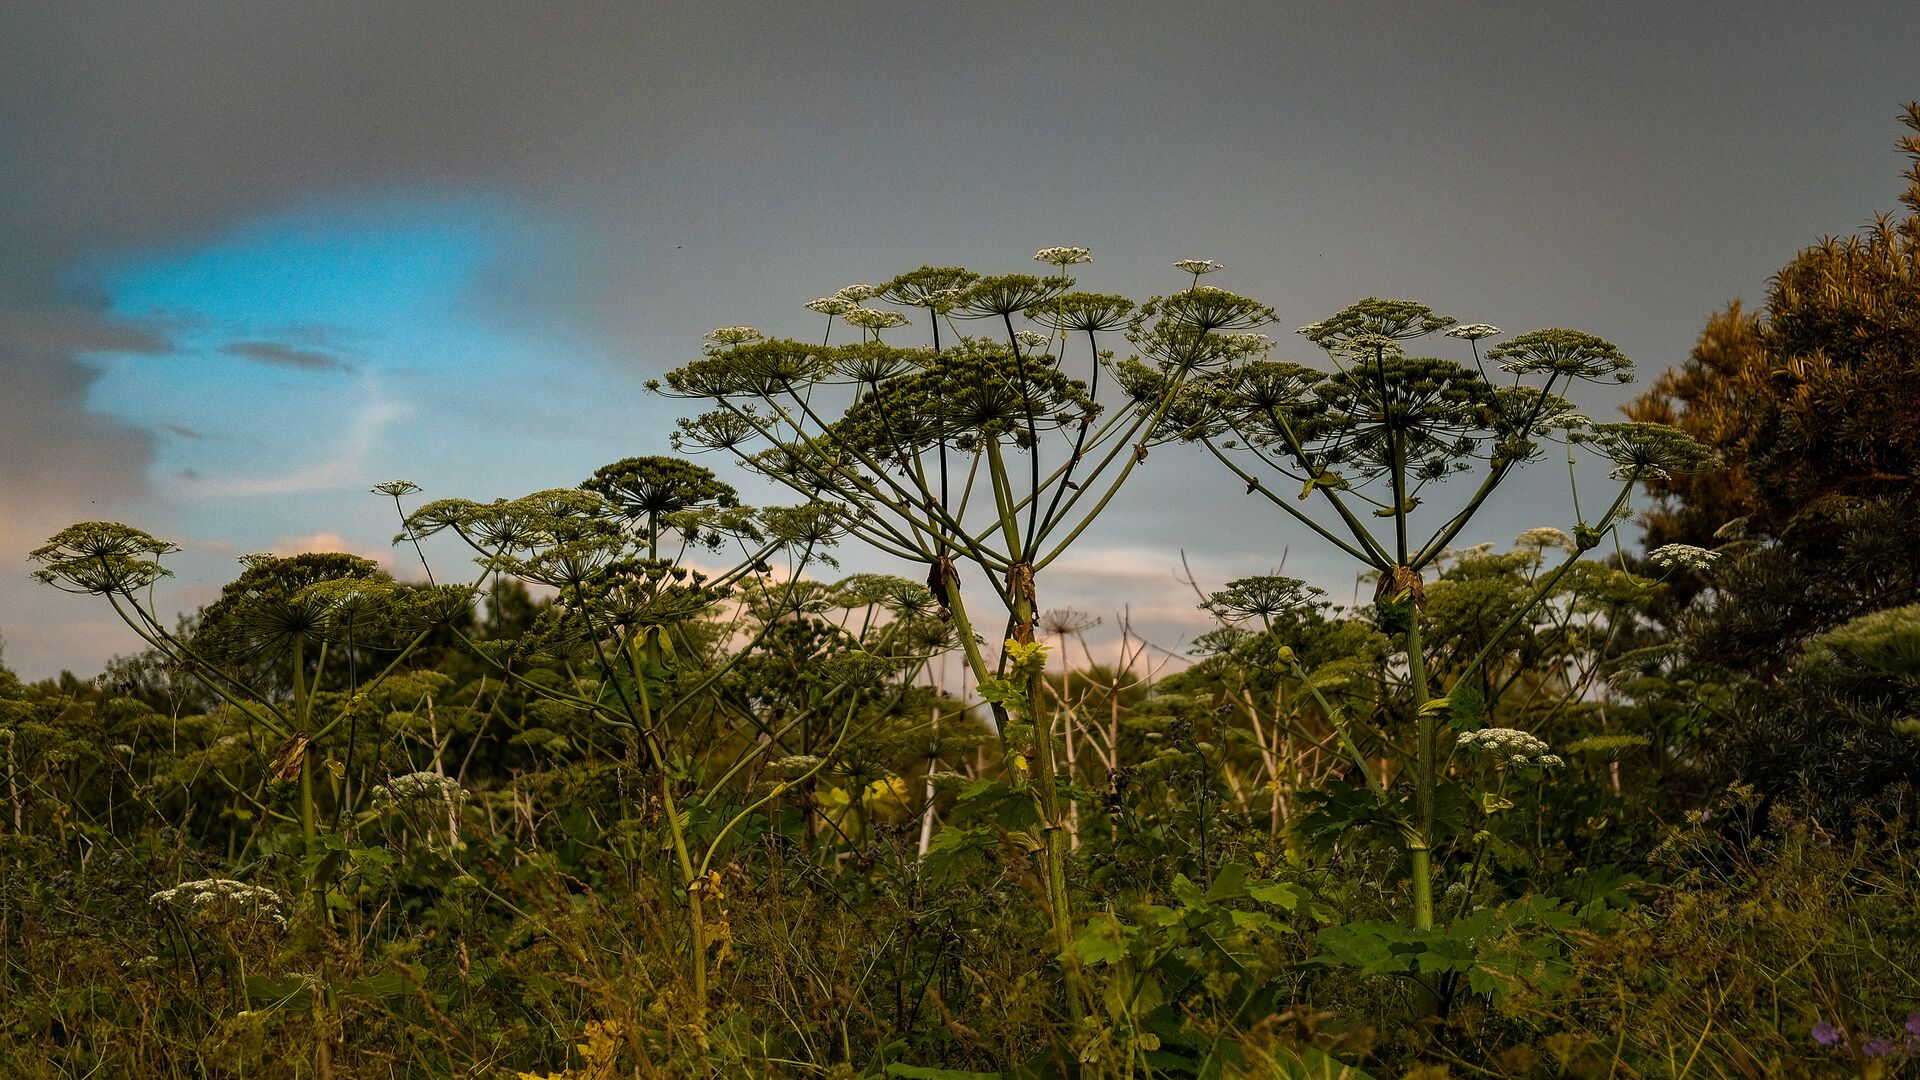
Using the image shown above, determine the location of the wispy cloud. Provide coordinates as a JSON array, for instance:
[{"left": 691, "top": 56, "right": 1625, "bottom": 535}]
[
  {"left": 166, "top": 388, "right": 406, "bottom": 498},
  {"left": 222, "top": 340, "right": 354, "bottom": 372}
]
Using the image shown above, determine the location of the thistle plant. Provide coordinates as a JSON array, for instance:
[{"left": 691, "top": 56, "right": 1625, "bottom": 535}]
[
  {"left": 656, "top": 251, "right": 1274, "bottom": 1006},
  {"left": 1181, "top": 298, "right": 1716, "bottom": 932}
]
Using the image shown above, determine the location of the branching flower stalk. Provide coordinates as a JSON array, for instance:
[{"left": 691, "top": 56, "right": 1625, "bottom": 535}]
[
  {"left": 657, "top": 253, "right": 1275, "bottom": 1012},
  {"left": 1184, "top": 301, "right": 1717, "bottom": 933},
  {"left": 32, "top": 522, "right": 475, "bottom": 913},
  {"left": 393, "top": 461, "right": 935, "bottom": 1007}
]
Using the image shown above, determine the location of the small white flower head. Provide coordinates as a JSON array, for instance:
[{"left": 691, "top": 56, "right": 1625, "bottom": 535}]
[
  {"left": 704, "top": 326, "right": 764, "bottom": 347},
  {"left": 1175, "top": 259, "right": 1225, "bottom": 276},
  {"left": 370, "top": 771, "right": 467, "bottom": 811},
  {"left": 1648, "top": 543, "right": 1718, "bottom": 573},
  {"left": 1445, "top": 323, "right": 1503, "bottom": 342},
  {"left": 1514, "top": 527, "right": 1577, "bottom": 554},
  {"left": 1014, "top": 330, "right": 1053, "bottom": 351},
  {"left": 1549, "top": 412, "right": 1593, "bottom": 441},
  {"left": 805, "top": 296, "right": 857, "bottom": 317},
  {"left": 769, "top": 754, "right": 824, "bottom": 779},
  {"left": 372, "top": 480, "right": 421, "bottom": 498},
  {"left": 841, "top": 307, "right": 911, "bottom": 330},
  {"left": 1295, "top": 322, "right": 1324, "bottom": 337},
  {"left": 1034, "top": 246, "right": 1092, "bottom": 267},
  {"left": 150, "top": 878, "right": 288, "bottom": 928},
  {"left": 835, "top": 283, "right": 880, "bottom": 302},
  {"left": 1220, "top": 332, "right": 1274, "bottom": 357},
  {"left": 1456, "top": 727, "right": 1559, "bottom": 767},
  {"left": 926, "top": 769, "right": 973, "bottom": 793}
]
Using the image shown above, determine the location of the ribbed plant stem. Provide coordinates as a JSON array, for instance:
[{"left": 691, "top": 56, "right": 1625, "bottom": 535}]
[{"left": 1408, "top": 614, "right": 1435, "bottom": 933}]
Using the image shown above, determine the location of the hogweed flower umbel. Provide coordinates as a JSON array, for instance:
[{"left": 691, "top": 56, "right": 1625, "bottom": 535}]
[
  {"left": 1515, "top": 527, "right": 1578, "bottom": 553},
  {"left": 705, "top": 326, "right": 764, "bottom": 347},
  {"left": 1203, "top": 575, "right": 1325, "bottom": 624},
  {"left": 1445, "top": 323, "right": 1502, "bottom": 341},
  {"left": 1034, "top": 246, "right": 1092, "bottom": 267},
  {"left": 151, "top": 878, "right": 288, "bottom": 928},
  {"left": 370, "top": 771, "right": 467, "bottom": 811},
  {"left": 805, "top": 295, "right": 857, "bottom": 317},
  {"left": 841, "top": 307, "right": 911, "bottom": 331},
  {"left": 30, "top": 522, "right": 180, "bottom": 594},
  {"left": 1456, "top": 727, "right": 1563, "bottom": 768},
  {"left": 1648, "top": 543, "right": 1718, "bottom": 573}
]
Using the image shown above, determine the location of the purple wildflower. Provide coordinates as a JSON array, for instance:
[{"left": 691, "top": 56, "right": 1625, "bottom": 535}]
[
  {"left": 1907, "top": 1012, "right": 1920, "bottom": 1038},
  {"left": 1861, "top": 1037, "right": 1894, "bottom": 1059},
  {"left": 1812, "top": 1022, "right": 1843, "bottom": 1047}
]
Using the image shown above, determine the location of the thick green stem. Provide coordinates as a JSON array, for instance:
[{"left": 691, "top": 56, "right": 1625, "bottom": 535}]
[
  {"left": 1019, "top": 634, "right": 1082, "bottom": 1022},
  {"left": 636, "top": 671, "right": 707, "bottom": 1007},
  {"left": 1027, "top": 663, "right": 1073, "bottom": 933},
  {"left": 293, "top": 637, "right": 314, "bottom": 845},
  {"left": 658, "top": 763, "right": 707, "bottom": 1005},
  {"left": 1407, "top": 615, "right": 1435, "bottom": 933}
]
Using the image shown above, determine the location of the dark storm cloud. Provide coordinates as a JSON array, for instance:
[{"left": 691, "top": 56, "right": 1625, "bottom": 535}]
[{"left": 221, "top": 341, "right": 353, "bottom": 372}]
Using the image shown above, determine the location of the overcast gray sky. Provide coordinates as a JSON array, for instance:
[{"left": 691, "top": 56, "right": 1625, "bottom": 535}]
[{"left": 2, "top": 2, "right": 1916, "bottom": 678}]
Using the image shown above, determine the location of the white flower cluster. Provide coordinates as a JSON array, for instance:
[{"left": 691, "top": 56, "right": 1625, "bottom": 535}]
[
  {"left": 1034, "top": 246, "right": 1092, "bottom": 266},
  {"left": 805, "top": 296, "right": 857, "bottom": 317},
  {"left": 150, "top": 878, "right": 288, "bottom": 927},
  {"left": 1648, "top": 543, "right": 1718, "bottom": 573},
  {"left": 925, "top": 770, "right": 973, "bottom": 792},
  {"left": 836, "top": 283, "right": 880, "bottom": 302},
  {"left": 1014, "top": 330, "right": 1053, "bottom": 350},
  {"left": 1445, "top": 323, "right": 1502, "bottom": 341},
  {"left": 1545, "top": 410, "right": 1592, "bottom": 436},
  {"left": 1456, "top": 727, "right": 1563, "bottom": 768},
  {"left": 769, "top": 754, "right": 823, "bottom": 779},
  {"left": 704, "top": 326, "right": 764, "bottom": 346},
  {"left": 1514, "top": 527, "right": 1577, "bottom": 553},
  {"left": 1220, "top": 332, "right": 1274, "bottom": 354},
  {"left": 1174, "top": 259, "right": 1224, "bottom": 276},
  {"left": 842, "top": 307, "right": 910, "bottom": 330},
  {"left": 370, "top": 771, "right": 467, "bottom": 811}
]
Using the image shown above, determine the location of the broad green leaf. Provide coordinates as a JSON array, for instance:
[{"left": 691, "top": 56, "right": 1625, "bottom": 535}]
[{"left": 1248, "top": 880, "right": 1303, "bottom": 911}]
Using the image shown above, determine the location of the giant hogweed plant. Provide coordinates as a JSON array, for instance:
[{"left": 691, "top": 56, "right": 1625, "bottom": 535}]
[
  {"left": 392, "top": 456, "right": 941, "bottom": 1005},
  {"left": 30, "top": 520, "right": 475, "bottom": 909},
  {"left": 655, "top": 250, "right": 1276, "bottom": 1009},
  {"left": 1172, "top": 300, "right": 1717, "bottom": 934}
]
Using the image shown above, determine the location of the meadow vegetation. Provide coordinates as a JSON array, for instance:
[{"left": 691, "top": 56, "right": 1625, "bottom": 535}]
[{"left": 3, "top": 107, "right": 1918, "bottom": 1078}]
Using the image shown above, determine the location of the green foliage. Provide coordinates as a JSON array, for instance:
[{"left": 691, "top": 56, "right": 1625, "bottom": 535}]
[{"left": 8, "top": 208, "right": 1918, "bottom": 1077}]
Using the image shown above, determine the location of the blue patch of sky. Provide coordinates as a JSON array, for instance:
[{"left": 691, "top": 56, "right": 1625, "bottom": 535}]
[{"left": 69, "top": 195, "right": 631, "bottom": 549}]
